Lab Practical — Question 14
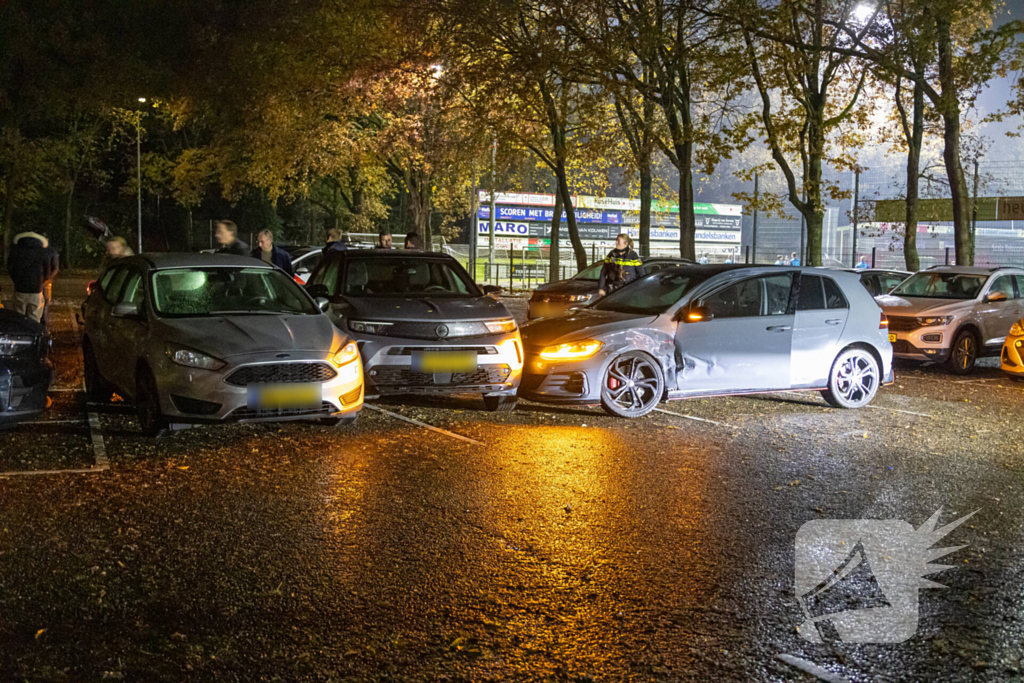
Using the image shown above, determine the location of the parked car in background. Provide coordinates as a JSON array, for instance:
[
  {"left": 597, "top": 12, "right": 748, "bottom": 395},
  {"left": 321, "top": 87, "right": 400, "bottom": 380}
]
[
  {"left": 0, "top": 310, "right": 51, "bottom": 429},
  {"left": 83, "top": 253, "right": 364, "bottom": 435},
  {"left": 1000, "top": 316, "right": 1024, "bottom": 380},
  {"left": 520, "top": 266, "right": 892, "bottom": 417},
  {"left": 306, "top": 249, "right": 522, "bottom": 411},
  {"left": 282, "top": 246, "right": 323, "bottom": 284},
  {"left": 837, "top": 268, "right": 912, "bottom": 297},
  {"left": 878, "top": 266, "right": 1024, "bottom": 374},
  {"left": 527, "top": 257, "right": 695, "bottom": 320}
]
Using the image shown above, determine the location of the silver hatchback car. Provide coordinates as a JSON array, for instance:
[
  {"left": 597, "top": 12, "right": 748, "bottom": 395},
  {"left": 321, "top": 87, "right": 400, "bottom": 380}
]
[
  {"left": 83, "top": 253, "right": 364, "bottom": 435},
  {"left": 520, "top": 266, "right": 893, "bottom": 417}
]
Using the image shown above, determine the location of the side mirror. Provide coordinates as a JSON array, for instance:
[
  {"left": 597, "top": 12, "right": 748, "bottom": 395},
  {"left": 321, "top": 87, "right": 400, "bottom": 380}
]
[
  {"left": 315, "top": 297, "right": 330, "bottom": 313},
  {"left": 677, "top": 305, "right": 712, "bottom": 323},
  {"left": 111, "top": 302, "right": 141, "bottom": 319},
  {"left": 482, "top": 285, "right": 503, "bottom": 297},
  {"left": 306, "top": 283, "right": 329, "bottom": 299},
  {"left": 986, "top": 291, "right": 1008, "bottom": 303},
  {"left": 296, "top": 266, "right": 310, "bottom": 275}
]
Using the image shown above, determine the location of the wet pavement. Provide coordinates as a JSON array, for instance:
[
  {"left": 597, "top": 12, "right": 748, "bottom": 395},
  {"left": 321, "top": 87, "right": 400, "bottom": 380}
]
[{"left": 1, "top": 281, "right": 1023, "bottom": 681}]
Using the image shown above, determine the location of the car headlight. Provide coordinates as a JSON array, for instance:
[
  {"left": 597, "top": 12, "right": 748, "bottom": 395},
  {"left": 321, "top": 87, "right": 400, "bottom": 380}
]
[
  {"left": 539, "top": 340, "right": 603, "bottom": 361},
  {"left": 917, "top": 316, "right": 953, "bottom": 327},
  {"left": 567, "top": 294, "right": 592, "bottom": 302},
  {"left": 0, "top": 335, "right": 35, "bottom": 356},
  {"left": 484, "top": 318, "right": 517, "bottom": 334},
  {"left": 331, "top": 341, "right": 360, "bottom": 367},
  {"left": 349, "top": 320, "right": 393, "bottom": 335},
  {"left": 1010, "top": 321, "right": 1024, "bottom": 337},
  {"left": 165, "top": 344, "right": 225, "bottom": 370}
]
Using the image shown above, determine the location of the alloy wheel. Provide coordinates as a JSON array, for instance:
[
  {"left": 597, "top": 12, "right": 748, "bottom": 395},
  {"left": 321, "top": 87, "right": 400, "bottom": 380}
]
[
  {"left": 954, "top": 335, "right": 976, "bottom": 371},
  {"left": 834, "top": 351, "right": 879, "bottom": 406},
  {"left": 601, "top": 353, "right": 663, "bottom": 418}
]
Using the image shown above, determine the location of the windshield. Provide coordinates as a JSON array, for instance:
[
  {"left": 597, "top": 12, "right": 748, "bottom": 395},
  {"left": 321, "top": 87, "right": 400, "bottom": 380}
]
[
  {"left": 593, "top": 270, "right": 707, "bottom": 315},
  {"left": 312, "top": 257, "right": 481, "bottom": 298},
  {"left": 891, "top": 272, "right": 987, "bottom": 300},
  {"left": 573, "top": 261, "right": 605, "bottom": 281},
  {"left": 151, "top": 267, "right": 319, "bottom": 317}
]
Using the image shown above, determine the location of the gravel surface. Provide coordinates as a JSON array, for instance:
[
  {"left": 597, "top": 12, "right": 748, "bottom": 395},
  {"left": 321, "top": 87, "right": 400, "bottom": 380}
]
[{"left": 0, "top": 278, "right": 1022, "bottom": 681}]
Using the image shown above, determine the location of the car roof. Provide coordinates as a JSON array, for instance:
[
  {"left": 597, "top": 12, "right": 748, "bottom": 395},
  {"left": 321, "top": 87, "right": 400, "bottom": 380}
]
[
  {"left": 323, "top": 248, "right": 457, "bottom": 261},
  {"left": 133, "top": 253, "right": 274, "bottom": 270},
  {"left": 834, "top": 267, "right": 911, "bottom": 275},
  {"left": 923, "top": 265, "right": 1023, "bottom": 275},
  {"left": 643, "top": 256, "right": 695, "bottom": 263}
]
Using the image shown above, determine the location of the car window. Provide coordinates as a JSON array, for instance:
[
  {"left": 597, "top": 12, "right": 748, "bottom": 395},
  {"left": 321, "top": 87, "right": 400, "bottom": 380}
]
[
  {"left": 151, "top": 267, "right": 318, "bottom": 317},
  {"left": 879, "top": 275, "right": 905, "bottom": 293},
  {"left": 823, "top": 277, "right": 849, "bottom": 309},
  {"left": 296, "top": 251, "right": 321, "bottom": 273},
  {"left": 990, "top": 275, "right": 1014, "bottom": 299},
  {"left": 119, "top": 271, "right": 145, "bottom": 308},
  {"left": 341, "top": 258, "right": 478, "bottom": 298},
  {"left": 593, "top": 271, "right": 707, "bottom": 315},
  {"left": 103, "top": 267, "right": 130, "bottom": 305},
  {"left": 573, "top": 262, "right": 605, "bottom": 281},
  {"left": 308, "top": 258, "right": 342, "bottom": 295},
  {"left": 891, "top": 272, "right": 987, "bottom": 299},
  {"left": 699, "top": 274, "right": 793, "bottom": 319},
  {"left": 1014, "top": 275, "right": 1024, "bottom": 299},
  {"left": 99, "top": 267, "right": 118, "bottom": 293},
  {"left": 797, "top": 275, "right": 826, "bottom": 311},
  {"left": 858, "top": 274, "right": 878, "bottom": 297}
]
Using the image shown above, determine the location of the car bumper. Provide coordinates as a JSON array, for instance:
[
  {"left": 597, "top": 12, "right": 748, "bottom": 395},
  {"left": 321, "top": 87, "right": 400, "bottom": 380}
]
[
  {"left": 0, "top": 360, "right": 52, "bottom": 426},
  {"left": 357, "top": 332, "right": 523, "bottom": 398},
  {"left": 889, "top": 329, "right": 952, "bottom": 363},
  {"left": 153, "top": 353, "right": 364, "bottom": 424},
  {"left": 517, "top": 344, "right": 615, "bottom": 405},
  {"left": 1002, "top": 337, "right": 1024, "bottom": 376}
]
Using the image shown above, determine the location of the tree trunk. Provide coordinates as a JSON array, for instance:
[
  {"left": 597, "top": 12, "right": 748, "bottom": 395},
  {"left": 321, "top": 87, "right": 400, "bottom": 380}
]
[
  {"left": 64, "top": 188, "right": 74, "bottom": 269},
  {"left": 3, "top": 166, "right": 16, "bottom": 264},
  {"left": 936, "top": 16, "right": 972, "bottom": 266},
  {"left": 677, "top": 157, "right": 695, "bottom": 261},
  {"left": 639, "top": 160, "right": 652, "bottom": 258},
  {"left": 903, "top": 81, "right": 924, "bottom": 271},
  {"left": 549, "top": 189, "right": 562, "bottom": 281},
  {"left": 801, "top": 99, "right": 826, "bottom": 267},
  {"left": 554, "top": 163, "right": 586, "bottom": 271}
]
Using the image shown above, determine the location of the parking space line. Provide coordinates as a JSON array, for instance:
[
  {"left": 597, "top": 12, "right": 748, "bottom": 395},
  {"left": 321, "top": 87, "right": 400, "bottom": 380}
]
[
  {"left": 776, "top": 654, "right": 851, "bottom": 683},
  {"left": 653, "top": 407, "right": 735, "bottom": 429},
  {"left": 865, "top": 405, "right": 934, "bottom": 418},
  {"left": 363, "top": 404, "right": 484, "bottom": 445},
  {"left": 0, "top": 466, "right": 111, "bottom": 478},
  {"left": 71, "top": 309, "right": 109, "bottom": 471},
  {"left": 19, "top": 419, "right": 88, "bottom": 425}
]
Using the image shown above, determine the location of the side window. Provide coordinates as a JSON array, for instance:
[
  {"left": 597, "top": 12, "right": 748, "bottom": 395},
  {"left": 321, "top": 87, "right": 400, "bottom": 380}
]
[
  {"left": 823, "top": 277, "right": 849, "bottom": 309},
  {"left": 990, "top": 276, "right": 1014, "bottom": 299},
  {"left": 1014, "top": 275, "right": 1024, "bottom": 299},
  {"left": 764, "top": 274, "right": 794, "bottom": 315},
  {"left": 297, "top": 252, "right": 321, "bottom": 273},
  {"left": 879, "top": 275, "right": 905, "bottom": 293},
  {"left": 700, "top": 274, "right": 792, "bottom": 319},
  {"left": 103, "top": 267, "right": 129, "bottom": 304},
  {"left": 309, "top": 258, "right": 342, "bottom": 295},
  {"left": 797, "top": 274, "right": 826, "bottom": 311},
  {"left": 99, "top": 267, "right": 117, "bottom": 292},
  {"left": 118, "top": 271, "right": 144, "bottom": 306}
]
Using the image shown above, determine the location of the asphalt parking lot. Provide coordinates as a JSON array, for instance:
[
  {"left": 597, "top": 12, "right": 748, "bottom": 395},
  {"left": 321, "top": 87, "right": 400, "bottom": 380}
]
[{"left": 1, "top": 279, "right": 1023, "bottom": 681}]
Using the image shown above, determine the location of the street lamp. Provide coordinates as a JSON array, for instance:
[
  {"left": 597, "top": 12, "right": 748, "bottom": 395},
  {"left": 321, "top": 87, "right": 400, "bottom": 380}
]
[{"left": 136, "top": 97, "right": 146, "bottom": 254}]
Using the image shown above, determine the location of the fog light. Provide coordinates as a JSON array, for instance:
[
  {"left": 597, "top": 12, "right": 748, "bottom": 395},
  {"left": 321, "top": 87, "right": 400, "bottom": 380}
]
[
  {"left": 921, "top": 333, "right": 941, "bottom": 343},
  {"left": 369, "top": 369, "right": 378, "bottom": 376},
  {"left": 1017, "top": 340, "right": 1022, "bottom": 348},
  {"left": 923, "top": 349, "right": 937, "bottom": 354},
  {"left": 501, "top": 367, "right": 510, "bottom": 376}
]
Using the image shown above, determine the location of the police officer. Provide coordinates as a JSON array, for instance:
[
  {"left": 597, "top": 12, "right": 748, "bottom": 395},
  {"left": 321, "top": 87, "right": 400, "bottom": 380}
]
[{"left": 597, "top": 233, "right": 645, "bottom": 297}]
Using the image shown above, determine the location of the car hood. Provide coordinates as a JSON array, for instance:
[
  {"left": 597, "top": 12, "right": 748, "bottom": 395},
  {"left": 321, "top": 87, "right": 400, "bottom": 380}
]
[
  {"left": 339, "top": 295, "right": 511, "bottom": 322},
  {"left": 0, "top": 309, "right": 46, "bottom": 336},
  {"left": 158, "top": 314, "right": 340, "bottom": 358},
  {"left": 521, "top": 308, "right": 657, "bottom": 347},
  {"left": 876, "top": 295, "right": 971, "bottom": 316},
  {"left": 532, "top": 279, "right": 599, "bottom": 296}
]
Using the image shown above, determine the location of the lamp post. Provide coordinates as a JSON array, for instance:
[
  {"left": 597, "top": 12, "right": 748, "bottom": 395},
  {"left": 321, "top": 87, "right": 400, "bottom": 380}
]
[{"left": 136, "top": 97, "right": 146, "bottom": 254}]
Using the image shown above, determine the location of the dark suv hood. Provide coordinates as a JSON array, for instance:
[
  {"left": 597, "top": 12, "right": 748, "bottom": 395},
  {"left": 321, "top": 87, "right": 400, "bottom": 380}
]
[
  {"left": 159, "top": 314, "right": 338, "bottom": 358},
  {"left": 521, "top": 308, "right": 656, "bottom": 347},
  {"left": 338, "top": 295, "right": 511, "bottom": 322},
  {"left": 0, "top": 309, "right": 46, "bottom": 336},
  {"left": 532, "top": 278, "right": 599, "bottom": 296}
]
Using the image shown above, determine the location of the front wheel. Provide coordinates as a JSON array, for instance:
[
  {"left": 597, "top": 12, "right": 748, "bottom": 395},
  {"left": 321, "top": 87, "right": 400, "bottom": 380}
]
[
  {"left": 600, "top": 352, "right": 664, "bottom": 418},
  {"left": 483, "top": 394, "right": 517, "bottom": 412},
  {"left": 135, "top": 367, "right": 168, "bottom": 437},
  {"left": 947, "top": 329, "right": 978, "bottom": 375},
  {"left": 821, "top": 347, "right": 880, "bottom": 409}
]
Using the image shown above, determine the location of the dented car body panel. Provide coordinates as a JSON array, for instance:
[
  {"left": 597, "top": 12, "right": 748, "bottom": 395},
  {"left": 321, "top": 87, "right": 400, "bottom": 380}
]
[{"left": 519, "top": 265, "right": 892, "bottom": 406}]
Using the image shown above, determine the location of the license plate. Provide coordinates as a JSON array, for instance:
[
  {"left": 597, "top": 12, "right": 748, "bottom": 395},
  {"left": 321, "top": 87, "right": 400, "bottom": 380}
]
[
  {"left": 247, "top": 383, "right": 321, "bottom": 411},
  {"left": 531, "top": 302, "right": 567, "bottom": 318},
  {"left": 888, "top": 333, "right": 897, "bottom": 343},
  {"left": 412, "top": 351, "right": 477, "bottom": 373}
]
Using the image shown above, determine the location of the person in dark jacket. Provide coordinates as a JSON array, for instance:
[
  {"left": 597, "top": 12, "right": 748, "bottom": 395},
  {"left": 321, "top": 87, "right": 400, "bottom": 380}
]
[
  {"left": 214, "top": 220, "right": 249, "bottom": 256},
  {"left": 7, "top": 232, "right": 51, "bottom": 322},
  {"left": 252, "top": 230, "right": 294, "bottom": 276},
  {"left": 324, "top": 228, "right": 353, "bottom": 252},
  {"left": 404, "top": 231, "right": 420, "bottom": 250},
  {"left": 597, "top": 233, "right": 645, "bottom": 297}
]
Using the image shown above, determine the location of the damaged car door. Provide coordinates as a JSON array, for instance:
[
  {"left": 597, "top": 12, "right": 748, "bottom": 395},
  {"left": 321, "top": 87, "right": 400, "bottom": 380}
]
[
  {"left": 673, "top": 272, "right": 796, "bottom": 395},
  {"left": 790, "top": 274, "right": 850, "bottom": 388}
]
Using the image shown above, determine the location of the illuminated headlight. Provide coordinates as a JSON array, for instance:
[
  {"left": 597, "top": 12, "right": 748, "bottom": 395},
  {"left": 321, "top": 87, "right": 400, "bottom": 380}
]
[
  {"left": 0, "top": 335, "right": 34, "bottom": 356},
  {"left": 166, "top": 344, "right": 225, "bottom": 370},
  {"left": 349, "top": 320, "right": 393, "bottom": 335},
  {"left": 1010, "top": 321, "right": 1024, "bottom": 337},
  {"left": 331, "top": 341, "right": 360, "bottom": 367},
  {"left": 539, "top": 340, "right": 603, "bottom": 361},
  {"left": 484, "top": 318, "right": 517, "bottom": 334},
  {"left": 917, "top": 316, "right": 953, "bottom": 327}
]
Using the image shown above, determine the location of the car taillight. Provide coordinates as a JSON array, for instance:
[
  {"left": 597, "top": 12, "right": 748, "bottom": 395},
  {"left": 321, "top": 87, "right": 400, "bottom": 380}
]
[
  {"left": 87, "top": 280, "right": 98, "bottom": 295},
  {"left": 879, "top": 312, "right": 888, "bottom": 329}
]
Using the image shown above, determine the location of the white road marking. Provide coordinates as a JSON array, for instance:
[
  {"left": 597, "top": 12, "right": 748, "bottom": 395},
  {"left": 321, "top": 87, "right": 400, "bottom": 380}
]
[
  {"left": 865, "top": 405, "right": 934, "bottom": 418},
  {"left": 0, "top": 466, "right": 108, "bottom": 477},
  {"left": 72, "top": 309, "right": 109, "bottom": 470},
  {"left": 776, "top": 654, "right": 852, "bottom": 683},
  {"left": 19, "top": 419, "right": 88, "bottom": 425},
  {"left": 363, "top": 404, "right": 484, "bottom": 445},
  {"left": 653, "top": 407, "right": 735, "bottom": 429}
]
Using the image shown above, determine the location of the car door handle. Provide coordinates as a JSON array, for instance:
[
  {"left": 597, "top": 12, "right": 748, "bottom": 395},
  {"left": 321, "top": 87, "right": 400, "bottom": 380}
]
[
  {"left": 766, "top": 325, "right": 791, "bottom": 332},
  {"left": 825, "top": 318, "right": 843, "bottom": 325}
]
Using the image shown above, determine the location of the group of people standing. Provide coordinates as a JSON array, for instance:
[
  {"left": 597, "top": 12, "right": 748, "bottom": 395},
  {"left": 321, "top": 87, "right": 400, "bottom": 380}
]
[{"left": 774, "top": 252, "right": 802, "bottom": 266}]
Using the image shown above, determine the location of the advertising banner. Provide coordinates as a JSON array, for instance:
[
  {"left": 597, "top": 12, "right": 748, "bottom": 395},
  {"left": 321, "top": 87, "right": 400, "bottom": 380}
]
[{"left": 478, "top": 206, "right": 622, "bottom": 224}]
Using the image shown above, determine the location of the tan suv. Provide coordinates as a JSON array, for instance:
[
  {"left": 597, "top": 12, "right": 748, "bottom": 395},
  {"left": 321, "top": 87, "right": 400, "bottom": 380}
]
[{"left": 877, "top": 266, "right": 1024, "bottom": 374}]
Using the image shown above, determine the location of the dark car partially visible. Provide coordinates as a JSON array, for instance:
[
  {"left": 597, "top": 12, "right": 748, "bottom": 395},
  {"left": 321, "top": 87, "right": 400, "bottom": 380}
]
[{"left": 0, "top": 310, "right": 51, "bottom": 427}]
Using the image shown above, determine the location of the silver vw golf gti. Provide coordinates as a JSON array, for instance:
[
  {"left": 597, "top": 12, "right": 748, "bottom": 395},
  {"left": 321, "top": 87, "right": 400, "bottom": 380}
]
[
  {"left": 520, "top": 265, "right": 893, "bottom": 417},
  {"left": 83, "top": 253, "right": 364, "bottom": 435}
]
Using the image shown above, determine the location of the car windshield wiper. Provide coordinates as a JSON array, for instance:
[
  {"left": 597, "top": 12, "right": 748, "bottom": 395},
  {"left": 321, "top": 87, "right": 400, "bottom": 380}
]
[{"left": 209, "top": 309, "right": 288, "bottom": 315}]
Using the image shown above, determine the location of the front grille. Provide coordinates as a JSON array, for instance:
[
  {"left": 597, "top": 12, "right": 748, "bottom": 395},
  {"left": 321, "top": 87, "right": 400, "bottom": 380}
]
[
  {"left": 887, "top": 316, "right": 919, "bottom": 332},
  {"left": 892, "top": 340, "right": 916, "bottom": 354},
  {"left": 228, "top": 402, "right": 334, "bottom": 420},
  {"left": 171, "top": 395, "right": 222, "bottom": 415},
  {"left": 225, "top": 363, "right": 337, "bottom": 386},
  {"left": 370, "top": 365, "right": 511, "bottom": 387},
  {"left": 340, "top": 385, "right": 362, "bottom": 405},
  {"left": 521, "top": 372, "right": 587, "bottom": 395},
  {"left": 361, "top": 321, "right": 491, "bottom": 340},
  {"left": 387, "top": 346, "right": 497, "bottom": 356}
]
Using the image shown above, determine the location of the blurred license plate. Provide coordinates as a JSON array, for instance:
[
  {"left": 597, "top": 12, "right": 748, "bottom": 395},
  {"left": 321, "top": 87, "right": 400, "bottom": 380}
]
[
  {"left": 532, "top": 302, "right": 567, "bottom": 318},
  {"left": 888, "top": 333, "right": 897, "bottom": 343},
  {"left": 247, "top": 383, "right": 321, "bottom": 411},
  {"left": 412, "top": 351, "right": 477, "bottom": 373}
]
